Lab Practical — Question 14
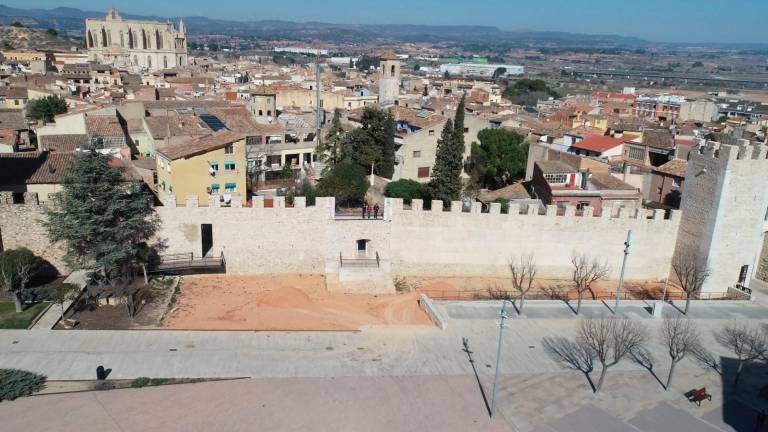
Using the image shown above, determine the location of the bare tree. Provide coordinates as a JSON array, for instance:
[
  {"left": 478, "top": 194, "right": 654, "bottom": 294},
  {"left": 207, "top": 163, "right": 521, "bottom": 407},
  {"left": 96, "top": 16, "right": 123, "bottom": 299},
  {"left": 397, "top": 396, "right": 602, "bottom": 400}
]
[
  {"left": 542, "top": 336, "right": 596, "bottom": 391},
  {"left": 671, "top": 251, "right": 710, "bottom": 315},
  {"left": 578, "top": 317, "right": 648, "bottom": 393},
  {"left": 570, "top": 253, "right": 611, "bottom": 315},
  {"left": 717, "top": 323, "right": 768, "bottom": 385},
  {"left": 510, "top": 253, "right": 537, "bottom": 313},
  {"left": 661, "top": 317, "right": 701, "bottom": 390}
]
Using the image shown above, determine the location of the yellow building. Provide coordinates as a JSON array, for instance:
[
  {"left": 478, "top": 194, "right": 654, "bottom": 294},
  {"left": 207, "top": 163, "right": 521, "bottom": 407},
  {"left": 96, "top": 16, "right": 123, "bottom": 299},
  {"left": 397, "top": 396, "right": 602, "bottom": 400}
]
[{"left": 156, "top": 131, "right": 247, "bottom": 206}]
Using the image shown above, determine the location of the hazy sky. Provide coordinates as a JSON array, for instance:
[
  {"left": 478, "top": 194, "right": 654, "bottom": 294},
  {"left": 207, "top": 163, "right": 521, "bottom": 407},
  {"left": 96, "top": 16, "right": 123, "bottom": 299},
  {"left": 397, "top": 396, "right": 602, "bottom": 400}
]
[{"left": 8, "top": 0, "right": 768, "bottom": 43}]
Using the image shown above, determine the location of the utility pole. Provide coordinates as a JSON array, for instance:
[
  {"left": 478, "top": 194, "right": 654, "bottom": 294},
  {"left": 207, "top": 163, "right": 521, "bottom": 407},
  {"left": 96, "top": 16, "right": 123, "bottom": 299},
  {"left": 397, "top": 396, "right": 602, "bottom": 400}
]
[
  {"left": 614, "top": 230, "right": 632, "bottom": 314},
  {"left": 490, "top": 299, "right": 512, "bottom": 418},
  {"left": 315, "top": 50, "right": 322, "bottom": 158}
]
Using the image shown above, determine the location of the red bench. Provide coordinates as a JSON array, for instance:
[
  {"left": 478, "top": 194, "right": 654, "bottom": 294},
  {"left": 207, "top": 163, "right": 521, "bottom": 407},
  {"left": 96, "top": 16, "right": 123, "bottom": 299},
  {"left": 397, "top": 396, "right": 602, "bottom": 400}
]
[{"left": 685, "top": 387, "right": 712, "bottom": 406}]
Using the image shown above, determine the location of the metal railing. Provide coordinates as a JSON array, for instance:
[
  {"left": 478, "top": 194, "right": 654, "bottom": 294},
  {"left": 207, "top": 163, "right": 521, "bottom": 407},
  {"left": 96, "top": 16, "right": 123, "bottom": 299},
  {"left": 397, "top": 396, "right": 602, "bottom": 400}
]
[
  {"left": 420, "top": 289, "right": 746, "bottom": 302},
  {"left": 153, "top": 251, "right": 226, "bottom": 273},
  {"left": 339, "top": 252, "right": 380, "bottom": 269}
]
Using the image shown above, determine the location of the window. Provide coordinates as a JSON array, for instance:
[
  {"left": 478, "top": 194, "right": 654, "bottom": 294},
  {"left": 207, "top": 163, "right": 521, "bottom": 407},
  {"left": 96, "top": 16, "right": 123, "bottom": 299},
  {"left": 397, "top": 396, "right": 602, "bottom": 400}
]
[
  {"left": 576, "top": 202, "right": 590, "bottom": 211},
  {"left": 224, "top": 162, "right": 236, "bottom": 171},
  {"left": 267, "top": 110, "right": 272, "bottom": 116},
  {"left": 628, "top": 146, "right": 644, "bottom": 161},
  {"left": 428, "top": 130, "right": 435, "bottom": 136},
  {"left": 161, "top": 181, "right": 166, "bottom": 191},
  {"left": 210, "top": 162, "right": 219, "bottom": 171},
  {"left": 417, "top": 167, "right": 430, "bottom": 178},
  {"left": 672, "top": 178, "right": 681, "bottom": 188},
  {"left": 224, "top": 145, "right": 234, "bottom": 154},
  {"left": 258, "top": 110, "right": 263, "bottom": 116},
  {"left": 413, "top": 151, "right": 421, "bottom": 158},
  {"left": 210, "top": 184, "right": 220, "bottom": 194},
  {"left": 14, "top": 100, "right": 19, "bottom": 106},
  {"left": 544, "top": 173, "right": 568, "bottom": 184},
  {"left": 391, "top": 64, "right": 396, "bottom": 77},
  {"left": 463, "top": 127, "right": 469, "bottom": 133},
  {"left": 224, "top": 182, "right": 237, "bottom": 193}
]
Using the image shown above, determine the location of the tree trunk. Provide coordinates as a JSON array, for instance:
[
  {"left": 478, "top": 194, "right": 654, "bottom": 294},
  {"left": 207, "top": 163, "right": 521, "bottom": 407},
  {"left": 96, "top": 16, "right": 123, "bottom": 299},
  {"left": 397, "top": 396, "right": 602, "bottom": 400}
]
[
  {"left": 666, "top": 360, "right": 677, "bottom": 390},
  {"left": 519, "top": 294, "right": 525, "bottom": 313},
  {"left": 576, "top": 290, "right": 583, "bottom": 315},
  {"left": 13, "top": 292, "right": 23, "bottom": 313},
  {"left": 735, "top": 361, "right": 744, "bottom": 385},
  {"left": 142, "top": 265, "right": 149, "bottom": 285},
  {"left": 595, "top": 365, "right": 608, "bottom": 393},
  {"left": 684, "top": 295, "right": 692, "bottom": 315},
  {"left": 60, "top": 302, "right": 65, "bottom": 319}
]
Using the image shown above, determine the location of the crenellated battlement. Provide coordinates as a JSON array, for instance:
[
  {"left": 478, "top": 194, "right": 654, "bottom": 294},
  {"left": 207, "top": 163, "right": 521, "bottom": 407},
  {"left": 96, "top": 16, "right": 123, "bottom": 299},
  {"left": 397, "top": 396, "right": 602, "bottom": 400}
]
[
  {"left": 691, "top": 138, "right": 768, "bottom": 165},
  {"left": 388, "top": 198, "right": 679, "bottom": 225}
]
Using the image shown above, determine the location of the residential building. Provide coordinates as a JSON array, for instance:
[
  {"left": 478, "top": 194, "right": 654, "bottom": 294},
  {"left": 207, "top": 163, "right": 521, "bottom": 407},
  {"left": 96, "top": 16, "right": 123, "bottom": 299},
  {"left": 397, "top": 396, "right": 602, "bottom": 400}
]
[
  {"left": 567, "top": 134, "right": 630, "bottom": 160},
  {"left": 0, "top": 152, "right": 77, "bottom": 203},
  {"left": 679, "top": 99, "right": 719, "bottom": 122},
  {"left": 648, "top": 159, "right": 686, "bottom": 209},
  {"left": 633, "top": 94, "right": 685, "bottom": 122},
  {"left": 622, "top": 129, "right": 675, "bottom": 168},
  {"left": 439, "top": 63, "right": 524, "bottom": 78},
  {"left": 155, "top": 131, "right": 247, "bottom": 206}
]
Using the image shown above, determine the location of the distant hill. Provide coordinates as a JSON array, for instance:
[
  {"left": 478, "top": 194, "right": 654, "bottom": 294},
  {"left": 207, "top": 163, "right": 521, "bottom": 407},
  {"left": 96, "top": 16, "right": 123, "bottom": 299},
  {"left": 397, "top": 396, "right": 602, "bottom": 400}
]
[
  {"left": 0, "top": 24, "right": 77, "bottom": 51},
  {"left": 0, "top": 4, "right": 652, "bottom": 48}
]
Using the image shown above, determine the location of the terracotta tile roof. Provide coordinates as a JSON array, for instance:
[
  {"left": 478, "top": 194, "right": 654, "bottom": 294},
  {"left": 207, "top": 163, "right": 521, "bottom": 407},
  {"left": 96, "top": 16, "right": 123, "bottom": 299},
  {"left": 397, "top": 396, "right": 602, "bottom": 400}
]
[
  {"left": 478, "top": 182, "right": 531, "bottom": 203},
  {"left": 0, "top": 110, "right": 27, "bottom": 130},
  {"left": 642, "top": 130, "right": 675, "bottom": 150},
  {"left": 588, "top": 172, "right": 636, "bottom": 191},
  {"left": 389, "top": 106, "right": 447, "bottom": 130},
  {"left": 379, "top": 51, "right": 399, "bottom": 61},
  {"left": 654, "top": 159, "right": 688, "bottom": 178},
  {"left": 537, "top": 160, "right": 576, "bottom": 174},
  {"left": 126, "top": 118, "right": 145, "bottom": 134},
  {"left": 39, "top": 134, "right": 89, "bottom": 152},
  {"left": 144, "top": 115, "right": 210, "bottom": 139},
  {"left": 206, "top": 106, "right": 261, "bottom": 133},
  {"left": 157, "top": 131, "right": 244, "bottom": 161},
  {"left": 0, "top": 152, "right": 77, "bottom": 185},
  {"left": 85, "top": 115, "right": 125, "bottom": 137},
  {"left": 571, "top": 134, "right": 626, "bottom": 153}
]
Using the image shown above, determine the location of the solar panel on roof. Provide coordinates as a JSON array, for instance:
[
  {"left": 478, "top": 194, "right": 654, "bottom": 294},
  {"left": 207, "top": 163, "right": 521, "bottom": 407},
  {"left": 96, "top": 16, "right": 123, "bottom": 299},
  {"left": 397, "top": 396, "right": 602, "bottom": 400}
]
[{"left": 199, "top": 114, "right": 227, "bottom": 132}]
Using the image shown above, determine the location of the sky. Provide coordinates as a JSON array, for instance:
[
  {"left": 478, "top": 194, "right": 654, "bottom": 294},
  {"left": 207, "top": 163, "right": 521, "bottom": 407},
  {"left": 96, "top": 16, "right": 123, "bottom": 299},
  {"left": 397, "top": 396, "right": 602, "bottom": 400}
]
[{"left": 7, "top": 0, "right": 768, "bottom": 44}]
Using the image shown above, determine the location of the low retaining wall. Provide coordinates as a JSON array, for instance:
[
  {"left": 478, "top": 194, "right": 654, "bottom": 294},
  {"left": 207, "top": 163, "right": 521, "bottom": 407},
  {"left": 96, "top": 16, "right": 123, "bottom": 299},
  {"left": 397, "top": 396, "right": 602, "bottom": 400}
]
[{"left": 419, "top": 293, "right": 447, "bottom": 330}]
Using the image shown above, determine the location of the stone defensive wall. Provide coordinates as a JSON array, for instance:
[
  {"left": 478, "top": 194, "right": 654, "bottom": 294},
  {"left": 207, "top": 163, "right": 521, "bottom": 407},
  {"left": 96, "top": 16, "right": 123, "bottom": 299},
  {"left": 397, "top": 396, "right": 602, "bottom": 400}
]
[{"left": 157, "top": 195, "right": 681, "bottom": 281}]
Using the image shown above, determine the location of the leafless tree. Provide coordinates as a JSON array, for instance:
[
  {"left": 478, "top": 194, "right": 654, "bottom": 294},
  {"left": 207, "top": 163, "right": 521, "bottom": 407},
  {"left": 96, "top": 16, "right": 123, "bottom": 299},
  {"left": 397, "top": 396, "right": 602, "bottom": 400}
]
[
  {"left": 570, "top": 253, "right": 611, "bottom": 315},
  {"left": 717, "top": 323, "right": 768, "bottom": 385},
  {"left": 578, "top": 317, "right": 648, "bottom": 393},
  {"left": 510, "top": 253, "right": 537, "bottom": 313},
  {"left": 661, "top": 317, "right": 701, "bottom": 390},
  {"left": 542, "top": 336, "right": 596, "bottom": 392},
  {"left": 671, "top": 251, "right": 710, "bottom": 315}
]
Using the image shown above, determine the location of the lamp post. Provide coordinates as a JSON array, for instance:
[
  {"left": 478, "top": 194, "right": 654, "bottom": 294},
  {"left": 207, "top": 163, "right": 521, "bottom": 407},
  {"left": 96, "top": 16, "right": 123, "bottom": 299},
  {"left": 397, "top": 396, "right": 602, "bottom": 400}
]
[
  {"left": 614, "top": 230, "right": 632, "bottom": 314},
  {"left": 490, "top": 299, "right": 513, "bottom": 418}
]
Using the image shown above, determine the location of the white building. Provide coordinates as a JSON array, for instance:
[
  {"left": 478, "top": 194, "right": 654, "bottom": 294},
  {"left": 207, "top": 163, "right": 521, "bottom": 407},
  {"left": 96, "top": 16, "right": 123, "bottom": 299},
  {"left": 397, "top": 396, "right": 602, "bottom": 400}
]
[{"left": 439, "top": 63, "right": 524, "bottom": 78}]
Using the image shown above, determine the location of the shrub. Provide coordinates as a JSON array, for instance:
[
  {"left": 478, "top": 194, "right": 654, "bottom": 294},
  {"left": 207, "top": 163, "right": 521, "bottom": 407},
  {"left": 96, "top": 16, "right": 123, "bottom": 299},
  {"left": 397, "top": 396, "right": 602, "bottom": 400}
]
[
  {"left": 384, "top": 179, "right": 424, "bottom": 205},
  {"left": 130, "top": 377, "right": 151, "bottom": 388},
  {"left": 0, "top": 369, "right": 46, "bottom": 401},
  {"left": 494, "top": 198, "right": 510, "bottom": 214}
]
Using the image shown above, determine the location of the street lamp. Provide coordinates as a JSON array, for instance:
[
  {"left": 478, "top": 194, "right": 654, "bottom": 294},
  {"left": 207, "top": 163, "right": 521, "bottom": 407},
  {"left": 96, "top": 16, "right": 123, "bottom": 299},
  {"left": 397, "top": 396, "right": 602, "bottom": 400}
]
[
  {"left": 490, "top": 299, "right": 513, "bottom": 418},
  {"left": 614, "top": 230, "right": 632, "bottom": 314}
]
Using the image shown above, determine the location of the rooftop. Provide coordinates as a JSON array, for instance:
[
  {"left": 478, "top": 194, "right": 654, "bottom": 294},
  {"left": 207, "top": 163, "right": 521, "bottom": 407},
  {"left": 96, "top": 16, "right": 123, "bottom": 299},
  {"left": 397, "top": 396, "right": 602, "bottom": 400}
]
[
  {"left": 157, "top": 131, "right": 244, "bottom": 161},
  {"left": 571, "top": 134, "right": 627, "bottom": 154},
  {"left": 536, "top": 160, "right": 576, "bottom": 174},
  {"left": 0, "top": 151, "right": 77, "bottom": 185},
  {"left": 654, "top": 159, "right": 688, "bottom": 178}
]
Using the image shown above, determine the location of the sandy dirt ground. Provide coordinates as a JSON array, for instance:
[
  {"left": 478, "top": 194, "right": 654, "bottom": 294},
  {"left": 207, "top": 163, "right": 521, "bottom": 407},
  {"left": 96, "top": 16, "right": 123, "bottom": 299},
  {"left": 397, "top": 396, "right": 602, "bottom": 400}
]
[
  {"left": 163, "top": 275, "right": 431, "bottom": 331},
  {"left": 409, "top": 275, "right": 685, "bottom": 300}
]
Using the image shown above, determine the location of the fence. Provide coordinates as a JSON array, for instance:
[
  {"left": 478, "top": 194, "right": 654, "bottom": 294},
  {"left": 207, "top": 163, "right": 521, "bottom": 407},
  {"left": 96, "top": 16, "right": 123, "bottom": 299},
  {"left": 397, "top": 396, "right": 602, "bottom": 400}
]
[{"left": 153, "top": 251, "right": 226, "bottom": 273}]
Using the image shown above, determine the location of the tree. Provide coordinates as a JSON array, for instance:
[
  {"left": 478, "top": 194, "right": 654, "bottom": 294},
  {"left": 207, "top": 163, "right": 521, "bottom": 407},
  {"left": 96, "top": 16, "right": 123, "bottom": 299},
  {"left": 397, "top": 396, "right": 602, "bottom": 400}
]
[
  {"left": 48, "top": 282, "right": 79, "bottom": 319},
  {"left": 414, "top": 63, "right": 421, "bottom": 71},
  {"left": 492, "top": 67, "right": 507, "bottom": 80},
  {"left": 578, "top": 317, "right": 648, "bottom": 393},
  {"left": 26, "top": 95, "right": 68, "bottom": 124},
  {"left": 570, "top": 253, "right": 611, "bottom": 315},
  {"left": 347, "top": 107, "right": 395, "bottom": 178},
  {"left": 470, "top": 129, "right": 528, "bottom": 189},
  {"left": 717, "top": 323, "right": 768, "bottom": 385},
  {"left": 384, "top": 179, "right": 424, "bottom": 205},
  {"left": 660, "top": 317, "right": 701, "bottom": 390},
  {"left": 453, "top": 94, "right": 466, "bottom": 160},
  {"left": 422, "top": 86, "right": 428, "bottom": 97},
  {"left": 317, "top": 108, "right": 345, "bottom": 169},
  {"left": 509, "top": 253, "right": 537, "bottom": 313},
  {"left": 44, "top": 152, "right": 159, "bottom": 286},
  {"left": 0, "top": 249, "right": 41, "bottom": 313},
  {"left": 349, "top": 58, "right": 354, "bottom": 69},
  {"left": 671, "top": 251, "right": 710, "bottom": 315},
  {"left": 429, "top": 119, "right": 462, "bottom": 205},
  {"left": 46, "top": 28, "right": 58, "bottom": 37},
  {"left": 317, "top": 160, "right": 369, "bottom": 207},
  {"left": 356, "top": 55, "right": 379, "bottom": 72},
  {"left": 10, "top": 21, "right": 24, "bottom": 28},
  {"left": 503, "top": 79, "right": 560, "bottom": 106}
]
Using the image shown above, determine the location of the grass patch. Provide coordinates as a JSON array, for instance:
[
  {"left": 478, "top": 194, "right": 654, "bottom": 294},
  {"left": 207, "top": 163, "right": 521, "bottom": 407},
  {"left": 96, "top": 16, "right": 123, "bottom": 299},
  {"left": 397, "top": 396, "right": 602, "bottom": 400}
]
[{"left": 0, "top": 302, "right": 48, "bottom": 329}]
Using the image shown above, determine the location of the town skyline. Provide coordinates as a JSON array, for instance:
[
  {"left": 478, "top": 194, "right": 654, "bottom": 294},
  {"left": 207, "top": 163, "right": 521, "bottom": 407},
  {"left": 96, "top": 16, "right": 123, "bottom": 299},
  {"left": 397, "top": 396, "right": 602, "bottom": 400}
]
[{"left": 3, "top": 0, "right": 767, "bottom": 44}]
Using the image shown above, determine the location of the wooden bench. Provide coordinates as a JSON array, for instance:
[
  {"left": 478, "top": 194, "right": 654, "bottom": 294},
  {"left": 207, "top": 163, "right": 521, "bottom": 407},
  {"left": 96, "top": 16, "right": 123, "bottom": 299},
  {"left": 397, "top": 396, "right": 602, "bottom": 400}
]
[{"left": 685, "top": 387, "right": 712, "bottom": 406}]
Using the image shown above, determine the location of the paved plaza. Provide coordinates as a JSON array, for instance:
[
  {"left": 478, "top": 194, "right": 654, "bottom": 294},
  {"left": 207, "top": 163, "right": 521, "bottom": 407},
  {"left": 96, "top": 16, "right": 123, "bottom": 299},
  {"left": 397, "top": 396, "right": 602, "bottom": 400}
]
[{"left": 2, "top": 295, "right": 768, "bottom": 431}]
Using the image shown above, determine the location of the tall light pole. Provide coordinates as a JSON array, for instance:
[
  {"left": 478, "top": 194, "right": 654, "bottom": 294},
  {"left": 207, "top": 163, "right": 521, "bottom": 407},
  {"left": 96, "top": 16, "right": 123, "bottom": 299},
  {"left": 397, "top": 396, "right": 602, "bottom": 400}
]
[
  {"left": 614, "top": 230, "right": 632, "bottom": 314},
  {"left": 490, "top": 299, "right": 512, "bottom": 418}
]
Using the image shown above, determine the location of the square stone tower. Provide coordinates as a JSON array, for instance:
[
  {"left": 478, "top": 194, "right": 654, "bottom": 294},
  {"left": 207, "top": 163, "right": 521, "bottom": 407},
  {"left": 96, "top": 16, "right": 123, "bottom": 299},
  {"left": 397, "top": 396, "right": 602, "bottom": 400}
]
[
  {"left": 673, "top": 139, "right": 768, "bottom": 293},
  {"left": 378, "top": 51, "right": 400, "bottom": 106}
]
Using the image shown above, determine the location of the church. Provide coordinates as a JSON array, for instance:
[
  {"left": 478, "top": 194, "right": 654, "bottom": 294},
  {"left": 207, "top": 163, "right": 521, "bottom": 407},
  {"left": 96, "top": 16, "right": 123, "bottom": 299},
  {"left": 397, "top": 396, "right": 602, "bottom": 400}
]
[{"left": 85, "top": 8, "right": 188, "bottom": 72}]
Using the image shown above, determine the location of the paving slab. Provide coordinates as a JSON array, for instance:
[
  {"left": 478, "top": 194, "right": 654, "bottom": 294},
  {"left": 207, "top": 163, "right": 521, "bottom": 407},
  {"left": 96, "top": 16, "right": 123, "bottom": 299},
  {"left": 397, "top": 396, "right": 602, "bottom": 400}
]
[
  {"left": 629, "top": 402, "right": 724, "bottom": 432},
  {"left": 701, "top": 399, "right": 762, "bottom": 432},
  {"left": 546, "top": 404, "right": 640, "bottom": 432}
]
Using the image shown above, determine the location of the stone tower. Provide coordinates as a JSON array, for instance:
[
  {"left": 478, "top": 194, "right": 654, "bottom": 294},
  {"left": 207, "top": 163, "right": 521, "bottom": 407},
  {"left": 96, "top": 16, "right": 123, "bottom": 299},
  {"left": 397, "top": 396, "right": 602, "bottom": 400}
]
[
  {"left": 673, "top": 138, "right": 768, "bottom": 293},
  {"left": 378, "top": 51, "right": 400, "bottom": 106}
]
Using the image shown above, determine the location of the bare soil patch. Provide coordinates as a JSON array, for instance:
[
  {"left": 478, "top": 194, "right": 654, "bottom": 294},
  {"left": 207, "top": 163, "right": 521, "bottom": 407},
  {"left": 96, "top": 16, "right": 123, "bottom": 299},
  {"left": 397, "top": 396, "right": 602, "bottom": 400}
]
[{"left": 163, "top": 274, "right": 431, "bottom": 331}]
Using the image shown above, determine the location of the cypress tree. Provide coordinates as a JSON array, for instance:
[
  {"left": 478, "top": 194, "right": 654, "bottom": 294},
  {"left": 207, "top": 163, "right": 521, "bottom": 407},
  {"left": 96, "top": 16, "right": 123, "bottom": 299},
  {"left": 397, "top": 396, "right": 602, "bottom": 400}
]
[{"left": 430, "top": 118, "right": 463, "bottom": 205}]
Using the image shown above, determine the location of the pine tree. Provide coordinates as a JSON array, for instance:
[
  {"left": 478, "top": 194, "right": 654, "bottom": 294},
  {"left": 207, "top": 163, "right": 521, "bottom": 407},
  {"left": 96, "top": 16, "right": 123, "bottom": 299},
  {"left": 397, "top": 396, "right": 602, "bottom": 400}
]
[
  {"left": 318, "top": 108, "right": 345, "bottom": 169},
  {"left": 44, "top": 152, "right": 159, "bottom": 282},
  {"left": 453, "top": 93, "right": 466, "bottom": 159},
  {"left": 348, "top": 107, "right": 396, "bottom": 179},
  {"left": 430, "top": 119, "right": 463, "bottom": 205}
]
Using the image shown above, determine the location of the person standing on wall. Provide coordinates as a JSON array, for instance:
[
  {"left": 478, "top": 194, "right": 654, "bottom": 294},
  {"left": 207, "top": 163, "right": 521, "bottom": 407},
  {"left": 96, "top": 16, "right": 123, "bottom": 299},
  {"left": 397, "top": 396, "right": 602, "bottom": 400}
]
[
  {"left": 361, "top": 202, "right": 367, "bottom": 219},
  {"left": 367, "top": 203, "right": 373, "bottom": 219},
  {"left": 374, "top": 203, "right": 380, "bottom": 219}
]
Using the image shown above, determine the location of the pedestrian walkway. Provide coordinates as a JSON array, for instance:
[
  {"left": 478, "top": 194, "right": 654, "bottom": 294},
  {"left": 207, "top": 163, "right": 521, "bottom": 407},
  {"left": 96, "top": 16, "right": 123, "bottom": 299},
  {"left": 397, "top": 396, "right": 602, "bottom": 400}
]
[{"left": 30, "top": 270, "right": 88, "bottom": 330}]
